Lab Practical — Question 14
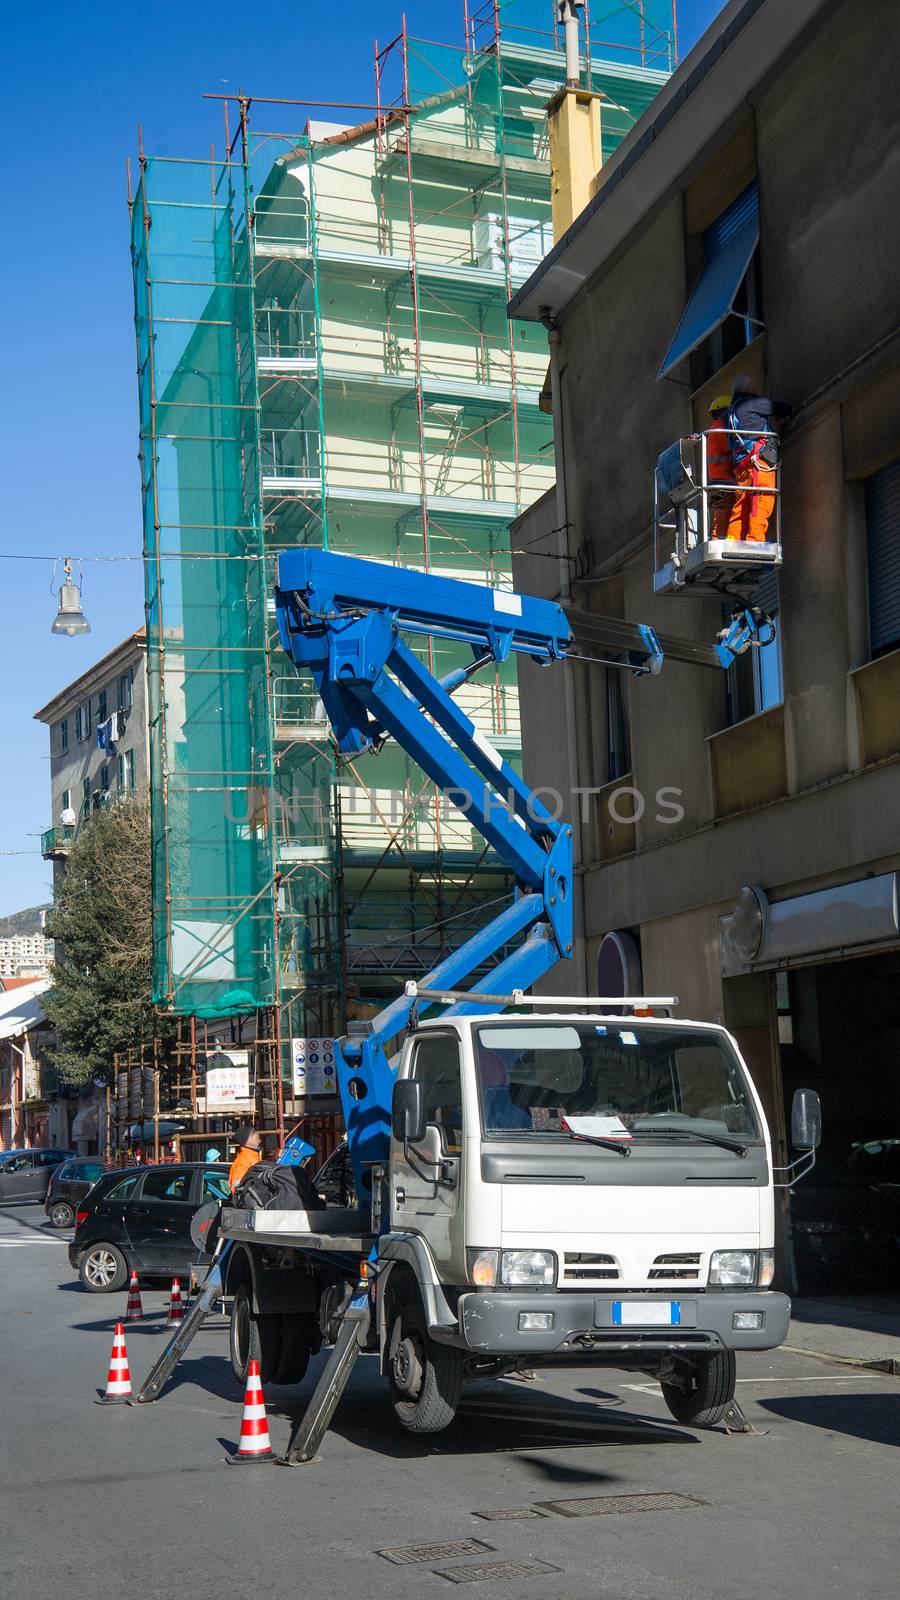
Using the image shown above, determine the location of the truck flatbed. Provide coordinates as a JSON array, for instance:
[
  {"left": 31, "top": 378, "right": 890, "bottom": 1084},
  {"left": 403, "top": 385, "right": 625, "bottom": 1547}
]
[{"left": 218, "top": 1205, "right": 374, "bottom": 1256}]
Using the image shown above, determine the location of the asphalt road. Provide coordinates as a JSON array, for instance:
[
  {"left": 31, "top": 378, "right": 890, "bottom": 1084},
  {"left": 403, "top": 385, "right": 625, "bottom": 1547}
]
[{"left": 2, "top": 1201, "right": 898, "bottom": 1600}]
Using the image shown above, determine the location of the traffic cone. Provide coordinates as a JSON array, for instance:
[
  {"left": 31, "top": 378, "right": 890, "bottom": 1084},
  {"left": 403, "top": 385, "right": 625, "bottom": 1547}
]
[
  {"left": 166, "top": 1277, "right": 184, "bottom": 1327},
  {"left": 124, "top": 1270, "right": 143, "bottom": 1323},
  {"left": 226, "top": 1359, "right": 275, "bottom": 1464},
  {"left": 97, "top": 1323, "right": 132, "bottom": 1404}
]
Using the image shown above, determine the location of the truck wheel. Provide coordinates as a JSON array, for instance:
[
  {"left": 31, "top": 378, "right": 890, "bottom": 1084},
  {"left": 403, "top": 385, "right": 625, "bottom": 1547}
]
[
  {"left": 276, "top": 1312, "right": 315, "bottom": 1385},
  {"left": 229, "top": 1284, "right": 283, "bottom": 1385},
  {"left": 388, "top": 1298, "right": 464, "bottom": 1434},
  {"left": 660, "top": 1350, "right": 736, "bottom": 1427}
]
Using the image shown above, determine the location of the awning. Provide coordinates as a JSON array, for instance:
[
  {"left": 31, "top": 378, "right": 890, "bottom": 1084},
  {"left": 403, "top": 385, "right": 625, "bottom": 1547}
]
[
  {"left": 71, "top": 1104, "right": 99, "bottom": 1141},
  {"left": 0, "top": 979, "right": 49, "bottom": 1041},
  {"left": 658, "top": 182, "right": 759, "bottom": 379}
]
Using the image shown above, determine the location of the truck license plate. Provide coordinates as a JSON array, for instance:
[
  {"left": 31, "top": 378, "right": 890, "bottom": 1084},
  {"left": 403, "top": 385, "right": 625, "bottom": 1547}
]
[{"left": 612, "top": 1301, "right": 680, "bottom": 1327}]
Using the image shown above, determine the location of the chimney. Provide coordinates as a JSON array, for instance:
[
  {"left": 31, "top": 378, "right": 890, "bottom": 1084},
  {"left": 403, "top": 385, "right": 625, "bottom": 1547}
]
[{"left": 547, "top": 2, "right": 604, "bottom": 241}]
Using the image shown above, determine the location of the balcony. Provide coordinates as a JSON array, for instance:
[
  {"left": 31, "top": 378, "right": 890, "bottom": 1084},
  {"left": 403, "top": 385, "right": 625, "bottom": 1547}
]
[
  {"left": 850, "top": 647, "right": 900, "bottom": 766},
  {"left": 41, "top": 825, "right": 74, "bottom": 860}
]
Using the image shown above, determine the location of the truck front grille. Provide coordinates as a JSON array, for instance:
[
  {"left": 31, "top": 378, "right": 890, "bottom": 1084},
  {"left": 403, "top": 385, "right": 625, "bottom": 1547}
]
[
  {"left": 562, "top": 1252, "right": 619, "bottom": 1286},
  {"left": 647, "top": 1252, "right": 702, "bottom": 1280}
]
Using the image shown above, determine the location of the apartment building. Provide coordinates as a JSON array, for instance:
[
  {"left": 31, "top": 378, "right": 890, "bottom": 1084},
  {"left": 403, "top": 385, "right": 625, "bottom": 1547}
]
[
  {"left": 509, "top": 0, "right": 900, "bottom": 1290},
  {"left": 34, "top": 630, "right": 149, "bottom": 885},
  {"left": 0, "top": 933, "right": 50, "bottom": 978}
]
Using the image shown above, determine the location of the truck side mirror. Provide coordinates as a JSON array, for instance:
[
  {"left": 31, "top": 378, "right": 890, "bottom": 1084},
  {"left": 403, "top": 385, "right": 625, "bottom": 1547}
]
[
  {"left": 392, "top": 1079, "right": 426, "bottom": 1145},
  {"left": 791, "top": 1087, "right": 822, "bottom": 1151}
]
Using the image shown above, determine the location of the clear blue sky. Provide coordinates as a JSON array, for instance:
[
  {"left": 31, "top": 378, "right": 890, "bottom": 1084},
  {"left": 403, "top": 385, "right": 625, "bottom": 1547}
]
[{"left": 0, "top": 0, "right": 721, "bottom": 917}]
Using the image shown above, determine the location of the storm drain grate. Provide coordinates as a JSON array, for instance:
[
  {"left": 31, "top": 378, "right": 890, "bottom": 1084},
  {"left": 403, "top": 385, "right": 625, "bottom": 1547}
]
[
  {"left": 472, "top": 1507, "right": 549, "bottom": 1522},
  {"left": 537, "top": 1491, "right": 705, "bottom": 1519},
  {"left": 377, "top": 1540, "right": 495, "bottom": 1565},
  {"left": 434, "top": 1559, "right": 562, "bottom": 1585}
]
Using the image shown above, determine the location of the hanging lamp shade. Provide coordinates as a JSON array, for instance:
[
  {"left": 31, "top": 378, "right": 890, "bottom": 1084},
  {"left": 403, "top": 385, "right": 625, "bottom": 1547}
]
[{"left": 51, "top": 559, "right": 91, "bottom": 636}]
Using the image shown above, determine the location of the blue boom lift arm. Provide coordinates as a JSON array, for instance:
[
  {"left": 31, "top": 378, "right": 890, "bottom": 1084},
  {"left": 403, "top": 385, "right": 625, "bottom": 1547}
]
[{"left": 273, "top": 548, "right": 768, "bottom": 1201}]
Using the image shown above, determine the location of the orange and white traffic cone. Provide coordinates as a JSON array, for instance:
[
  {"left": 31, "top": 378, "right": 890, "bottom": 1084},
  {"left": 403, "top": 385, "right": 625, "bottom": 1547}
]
[
  {"left": 124, "top": 1270, "right": 143, "bottom": 1323},
  {"left": 97, "top": 1323, "right": 133, "bottom": 1404},
  {"left": 166, "top": 1278, "right": 184, "bottom": 1327},
  {"left": 226, "top": 1359, "right": 275, "bottom": 1464}
]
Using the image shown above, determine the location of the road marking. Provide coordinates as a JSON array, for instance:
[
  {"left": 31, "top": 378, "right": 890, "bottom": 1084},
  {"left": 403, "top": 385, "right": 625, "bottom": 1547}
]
[
  {"left": 621, "top": 1376, "right": 862, "bottom": 1394},
  {"left": 0, "top": 1237, "right": 62, "bottom": 1247}
]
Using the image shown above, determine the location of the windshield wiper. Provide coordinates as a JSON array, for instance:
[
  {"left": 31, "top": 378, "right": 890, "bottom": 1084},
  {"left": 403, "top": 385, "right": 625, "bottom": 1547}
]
[
  {"left": 631, "top": 1126, "right": 748, "bottom": 1157},
  {"left": 562, "top": 1129, "right": 631, "bottom": 1158}
]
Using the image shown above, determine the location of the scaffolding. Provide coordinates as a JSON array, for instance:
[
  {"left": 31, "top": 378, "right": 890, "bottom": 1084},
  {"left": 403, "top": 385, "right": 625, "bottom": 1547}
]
[{"left": 130, "top": 0, "right": 675, "bottom": 1105}]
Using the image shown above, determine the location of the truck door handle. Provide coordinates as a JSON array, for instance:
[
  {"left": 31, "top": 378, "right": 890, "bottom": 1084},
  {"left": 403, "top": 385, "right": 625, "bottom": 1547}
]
[{"left": 394, "top": 1187, "right": 406, "bottom": 1207}]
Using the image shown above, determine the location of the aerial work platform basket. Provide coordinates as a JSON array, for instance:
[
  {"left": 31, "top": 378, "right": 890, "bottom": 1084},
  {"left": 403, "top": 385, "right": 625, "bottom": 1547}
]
[{"left": 653, "top": 432, "right": 782, "bottom": 598}]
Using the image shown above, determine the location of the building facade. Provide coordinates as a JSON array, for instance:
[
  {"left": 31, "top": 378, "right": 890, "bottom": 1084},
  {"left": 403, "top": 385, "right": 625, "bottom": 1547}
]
[
  {"left": 34, "top": 629, "right": 150, "bottom": 882},
  {"left": 0, "top": 932, "right": 50, "bottom": 978},
  {"left": 129, "top": 1, "right": 674, "bottom": 1075},
  {"left": 510, "top": 0, "right": 900, "bottom": 1291}
]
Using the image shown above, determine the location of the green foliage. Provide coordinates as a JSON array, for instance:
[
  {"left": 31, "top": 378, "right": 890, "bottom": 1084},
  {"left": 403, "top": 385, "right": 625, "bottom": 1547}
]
[{"left": 43, "top": 801, "right": 173, "bottom": 1086}]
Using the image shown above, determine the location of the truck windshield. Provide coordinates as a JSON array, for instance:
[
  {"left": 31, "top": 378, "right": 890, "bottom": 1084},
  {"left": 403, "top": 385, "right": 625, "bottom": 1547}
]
[{"left": 474, "top": 1022, "right": 761, "bottom": 1143}]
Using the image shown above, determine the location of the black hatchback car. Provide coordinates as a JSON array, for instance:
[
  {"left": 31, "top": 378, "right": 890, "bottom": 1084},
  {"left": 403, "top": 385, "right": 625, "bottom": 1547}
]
[
  {"left": 44, "top": 1158, "right": 107, "bottom": 1229},
  {"left": 69, "top": 1162, "right": 231, "bottom": 1292}
]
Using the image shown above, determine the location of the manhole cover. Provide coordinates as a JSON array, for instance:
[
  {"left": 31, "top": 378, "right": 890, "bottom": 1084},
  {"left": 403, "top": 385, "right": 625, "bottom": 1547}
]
[
  {"left": 537, "top": 1492, "right": 705, "bottom": 1518},
  {"left": 472, "top": 1508, "right": 549, "bottom": 1521},
  {"left": 434, "top": 1559, "right": 562, "bottom": 1585},
  {"left": 378, "top": 1539, "right": 495, "bottom": 1565}
]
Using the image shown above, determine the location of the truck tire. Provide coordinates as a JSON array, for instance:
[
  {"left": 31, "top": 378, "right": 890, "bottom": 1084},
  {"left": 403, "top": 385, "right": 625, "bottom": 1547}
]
[
  {"left": 276, "top": 1312, "right": 315, "bottom": 1385},
  {"left": 388, "top": 1296, "right": 464, "bottom": 1434},
  {"left": 229, "top": 1283, "right": 283, "bottom": 1385},
  {"left": 660, "top": 1350, "right": 736, "bottom": 1427}
]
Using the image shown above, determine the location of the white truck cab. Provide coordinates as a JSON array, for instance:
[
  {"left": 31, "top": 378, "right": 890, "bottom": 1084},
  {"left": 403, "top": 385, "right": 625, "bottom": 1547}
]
[{"left": 377, "top": 1005, "right": 816, "bottom": 1433}]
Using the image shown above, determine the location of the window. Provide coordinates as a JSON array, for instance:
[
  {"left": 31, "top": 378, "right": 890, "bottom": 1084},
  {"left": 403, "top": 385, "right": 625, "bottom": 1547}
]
[
  {"left": 864, "top": 456, "right": 900, "bottom": 657},
  {"left": 62, "top": 788, "right": 71, "bottom": 813},
  {"left": 202, "top": 1170, "right": 231, "bottom": 1202},
  {"left": 83, "top": 698, "right": 92, "bottom": 737},
  {"left": 411, "top": 1034, "right": 463, "bottom": 1152},
  {"left": 140, "top": 1169, "right": 191, "bottom": 1202},
  {"left": 117, "top": 750, "right": 135, "bottom": 792},
  {"left": 117, "top": 669, "right": 133, "bottom": 711},
  {"left": 36, "top": 1151, "right": 64, "bottom": 1167},
  {"left": 726, "top": 569, "right": 782, "bottom": 721},
  {"left": 81, "top": 777, "right": 91, "bottom": 815},
  {"left": 659, "top": 181, "right": 762, "bottom": 383},
  {"left": 106, "top": 1175, "right": 139, "bottom": 1201},
  {"left": 97, "top": 689, "right": 107, "bottom": 725},
  {"left": 607, "top": 670, "right": 632, "bottom": 782},
  {"left": 75, "top": 707, "right": 83, "bottom": 743},
  {"left": 60, "top": 719, "right": 69, "bottom": 754},
  {"left": 473, "top": 212, "right": 554, "bottom": 276},
  {"left": 99, "top": 763, "right": 109, "bottom": 794}
]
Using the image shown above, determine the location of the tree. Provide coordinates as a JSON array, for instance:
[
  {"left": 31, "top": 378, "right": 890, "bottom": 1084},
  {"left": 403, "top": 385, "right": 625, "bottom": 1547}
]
[{"left": 43, "top": 800, "right": 172, "bottom": 1086}]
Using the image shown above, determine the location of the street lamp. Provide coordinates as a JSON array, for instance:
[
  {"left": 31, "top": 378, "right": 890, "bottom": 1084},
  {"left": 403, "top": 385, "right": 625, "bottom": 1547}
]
[{"left": 51, "top": 557, "right": 91, "bottom": 636}]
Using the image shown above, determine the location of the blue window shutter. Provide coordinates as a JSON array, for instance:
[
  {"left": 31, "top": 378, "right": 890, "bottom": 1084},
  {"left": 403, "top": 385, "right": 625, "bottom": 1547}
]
[
  {"left": 658, "top": 181, "right": 760, "bottom": 379},
  {"left": 865, "top": 456, "right": 900, "bottom": 654}
]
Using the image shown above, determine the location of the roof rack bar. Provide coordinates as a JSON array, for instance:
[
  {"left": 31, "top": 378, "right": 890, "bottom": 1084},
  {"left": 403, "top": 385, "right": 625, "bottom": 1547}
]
[{"left": 404, "top": 983, "right": 678, "bottom": 1009}]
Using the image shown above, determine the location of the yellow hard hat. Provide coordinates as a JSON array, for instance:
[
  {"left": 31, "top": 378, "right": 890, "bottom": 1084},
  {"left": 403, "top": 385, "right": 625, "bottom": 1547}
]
[{"left": 709, "top": 393, "right": 732, "bottom": 415}]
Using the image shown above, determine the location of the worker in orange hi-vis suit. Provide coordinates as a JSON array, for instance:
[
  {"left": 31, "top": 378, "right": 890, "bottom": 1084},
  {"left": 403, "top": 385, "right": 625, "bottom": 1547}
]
[
  {"left": 229, "top": 1126, "right": 262, "bottom": 1190},
  {"left": 725, "top": 376, "right": 791, "bottom": 542},
  {"left": 705, "top": 393, "right": 735, "bottom": 540}
]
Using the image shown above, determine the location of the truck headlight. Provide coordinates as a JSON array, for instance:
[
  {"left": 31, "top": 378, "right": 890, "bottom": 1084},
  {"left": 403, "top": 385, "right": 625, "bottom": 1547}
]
[
  {"left": 467, "top": 1248, "right": 499, "bottom": 1287},
  {"left": 500, "top": 1249, "right": 556, "bottom": 1288},
  {"left": 709, "top": 1249, "right": 756, "bottom": 1287}
]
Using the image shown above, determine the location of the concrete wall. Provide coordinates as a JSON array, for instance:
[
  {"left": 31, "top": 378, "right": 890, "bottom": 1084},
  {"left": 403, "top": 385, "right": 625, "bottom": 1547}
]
[{"left": 510, "top": 0, "right": 900, "bottom": 1035}]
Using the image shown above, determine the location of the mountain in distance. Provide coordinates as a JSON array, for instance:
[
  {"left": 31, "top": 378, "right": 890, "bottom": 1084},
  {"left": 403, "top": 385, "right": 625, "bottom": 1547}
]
[{"left": 0, "top": 903, "right": 52, "bottom": 939}]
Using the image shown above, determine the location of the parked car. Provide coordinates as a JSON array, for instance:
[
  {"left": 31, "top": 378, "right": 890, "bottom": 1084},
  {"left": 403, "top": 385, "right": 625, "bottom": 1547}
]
[
  {"left": 0, "top": 1148, "right": 76, "bottom": 1204},
  {"left": 44, "top": 1158, "right": 107, "bottom": 1228},
  {"left": 69, "top": 1162, "right": 231, "bottom": 1292}
]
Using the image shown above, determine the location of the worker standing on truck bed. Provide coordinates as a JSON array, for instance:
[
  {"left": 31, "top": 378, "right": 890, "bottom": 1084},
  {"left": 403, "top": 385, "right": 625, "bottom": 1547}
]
[
  {"left": 229, "top": 1126, "right": 262, "bottom": 1190},
  {"left": 726, "top": 376, "right": 791, "bottom": 542}
]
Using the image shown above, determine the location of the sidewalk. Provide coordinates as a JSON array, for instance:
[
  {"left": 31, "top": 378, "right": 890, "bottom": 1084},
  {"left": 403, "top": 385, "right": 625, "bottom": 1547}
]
[{"left": 787, "top": 1294, "right": 900, "bottom": 1373}]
